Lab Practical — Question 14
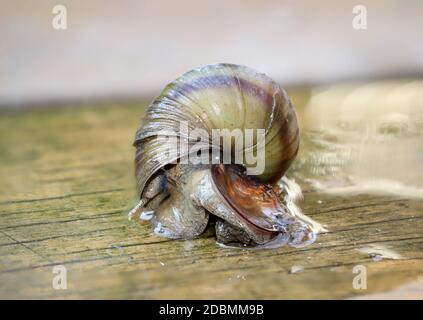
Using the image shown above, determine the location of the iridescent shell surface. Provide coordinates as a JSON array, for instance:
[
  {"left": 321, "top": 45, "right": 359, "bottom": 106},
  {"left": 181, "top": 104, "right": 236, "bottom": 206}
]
[{"left": 134, "top": 63, "right": 299, "bottom": 196}]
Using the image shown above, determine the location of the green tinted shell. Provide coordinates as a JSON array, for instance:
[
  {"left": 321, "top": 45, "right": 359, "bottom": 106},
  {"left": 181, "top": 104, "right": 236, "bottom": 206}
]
[{"left": 134, "top": 63, "right": 299, "bottom": 196}]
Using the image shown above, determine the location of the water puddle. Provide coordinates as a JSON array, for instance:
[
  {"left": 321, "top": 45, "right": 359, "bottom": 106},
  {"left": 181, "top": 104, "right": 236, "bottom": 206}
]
[
  {"left": 297, "top": 80, "right": 423, "bottom": 199},
  {"left": 358, "top": 244, "right": 402, "bottom": 261}
]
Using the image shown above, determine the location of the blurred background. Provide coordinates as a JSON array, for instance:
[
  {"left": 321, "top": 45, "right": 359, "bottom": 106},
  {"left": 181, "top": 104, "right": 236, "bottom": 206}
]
[{"left": 1, "top": 0, "right": 422, "bottom": 108}]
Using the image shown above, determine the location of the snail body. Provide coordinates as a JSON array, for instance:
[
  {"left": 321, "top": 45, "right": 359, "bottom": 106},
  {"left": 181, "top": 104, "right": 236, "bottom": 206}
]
[{"left": 130, "top": 64, "right": 316, "bottom": 247}]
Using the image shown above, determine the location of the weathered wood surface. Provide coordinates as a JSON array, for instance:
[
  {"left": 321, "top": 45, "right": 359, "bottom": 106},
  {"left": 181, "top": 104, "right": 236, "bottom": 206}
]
[{"left": 0, "top": 101, "right": 422, "bottom": 299}]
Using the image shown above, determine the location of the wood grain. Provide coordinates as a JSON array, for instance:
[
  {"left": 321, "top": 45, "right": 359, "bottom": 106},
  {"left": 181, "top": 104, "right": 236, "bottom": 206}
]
[{"left": 0, "top": 102, "right": 422, "bottom": 299}]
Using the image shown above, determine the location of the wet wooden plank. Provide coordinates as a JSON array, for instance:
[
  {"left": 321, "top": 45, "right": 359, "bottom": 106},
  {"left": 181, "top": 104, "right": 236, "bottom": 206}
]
[{"left": 0, "top": 102, "right": 422, "bottom": 299}]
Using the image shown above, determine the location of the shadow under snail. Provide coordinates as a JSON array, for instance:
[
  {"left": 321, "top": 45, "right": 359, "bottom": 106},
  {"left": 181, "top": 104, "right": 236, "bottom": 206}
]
[{"left": 129, "top": 63, "right": 319, "bottom": 248}]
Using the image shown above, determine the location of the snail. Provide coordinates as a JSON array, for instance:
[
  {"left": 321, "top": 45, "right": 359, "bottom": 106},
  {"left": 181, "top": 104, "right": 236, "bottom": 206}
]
[{"left": 129, "top": 63, "right": 318, "bottom": 247}]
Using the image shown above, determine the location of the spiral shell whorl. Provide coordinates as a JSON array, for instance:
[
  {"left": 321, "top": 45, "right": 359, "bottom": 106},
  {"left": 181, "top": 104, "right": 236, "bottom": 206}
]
[{"left": 134, "top": 64, "right": 299, "bottom": 196}]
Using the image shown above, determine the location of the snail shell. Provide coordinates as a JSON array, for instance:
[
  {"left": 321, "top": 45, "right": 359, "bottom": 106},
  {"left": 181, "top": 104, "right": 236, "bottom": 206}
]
[
  {"left": 134, "top": 63, "right": 299, "bottom": 194},
  {"left": 131, "top": 64, "right": 311, "bottom": 246}
]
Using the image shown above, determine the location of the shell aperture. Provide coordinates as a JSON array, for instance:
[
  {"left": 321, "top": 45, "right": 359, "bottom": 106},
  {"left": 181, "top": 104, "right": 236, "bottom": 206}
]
[{"left": 211, "top": 164, "right": 284, "bottom": 234}]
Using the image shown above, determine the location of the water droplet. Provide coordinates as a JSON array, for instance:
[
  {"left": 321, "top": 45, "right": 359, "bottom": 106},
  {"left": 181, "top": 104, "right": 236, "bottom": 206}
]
[
  {"left": 289, "top": 265, "right": 304, "bottom": 274},
  {"left": 370, "top": 253, "right": 383, "bottom": 262},
  {"left": 140, "top": 210, "right": 154, "bottom": 221}
]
